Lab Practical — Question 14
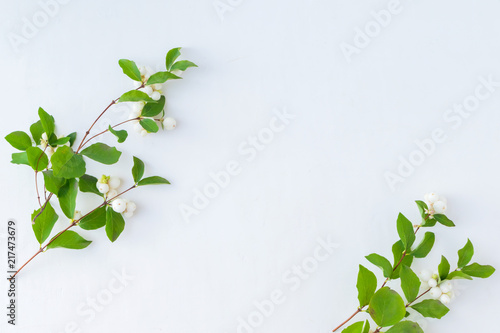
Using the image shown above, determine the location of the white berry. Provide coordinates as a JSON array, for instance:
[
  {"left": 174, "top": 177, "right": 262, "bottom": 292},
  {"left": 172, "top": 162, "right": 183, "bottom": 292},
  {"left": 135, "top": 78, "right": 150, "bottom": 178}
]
[
  {"left": 419, "top": 269, "right": 432, "bottom": 282},
  {"left": 426, "top": 193, "right": 440, "bottom": 204},
  {"left": 133, "top": 123, "right": 143, "bottom": 133},
  {"left": 108, "top": 177, "right": 121, "bottom": 189},
  {"left": 124, "top": 211, "right": 134, "bottom": 218},
  {"left": 126, "top": 201, "right": 136, "bottom": 212},
  {"left": 97, "top": 183, "right": 109, "bottom": 194},
  {"left": 439, "top": 294, "right": 451, "bottom": 304},
  {"left": 152, "top": 84, "right": 162, "bottom": 90},
  {"left": 163, "top": 117, "right": 176, "bottom": 130},
  {"left": 41, "top": 132, "right": 48, "bottom": 141},
  {"left": 73, "top": 210, "right": 83, "bottom": 221},
  {"left": 439, "top": 281, "right": 453, "bottom": 293},
  {"left": 112, "top": 199, "right": 127, "bottom": 213},
  {"left": 132, "top": 102, "right": 144, "bottom": 113},
  {"left": 141, "top": 86, "right": 153, "bottom": 96},
  {"left": 433, "top": 201, "right": 447, "bottom": 214},
  {"left": 151, "top": 91, "right": 161, "bottom": 101},
  {"left": 107, "top": 189, "right": 118, "bottom": 199},
  {"left": 430, "top": 287, "right": 442, "bottom": 299},
  {"left": 428, "top": 278, "right": 438, "bottom": 288},
  {"left": 140, "top": 129, "right": 148, "bottom": 137}
]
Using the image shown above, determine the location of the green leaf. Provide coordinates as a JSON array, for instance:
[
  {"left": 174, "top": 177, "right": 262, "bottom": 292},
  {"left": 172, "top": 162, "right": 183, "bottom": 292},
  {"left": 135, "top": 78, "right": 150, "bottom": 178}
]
[
  {"left": 365, "top": 253, "right": 393, "bottom": 278},
  {"left": 165, "top": 47, "right": 181, "bottom": 71},
  {"left": 341, "top": 321, "right": 364, "bottom": 333},
  {"left": 118, "top": 59, "right": 142, "bottom": 82},
  {"left": 5, "top": 131, "right": 32, "bottom": 150},
  {"left": 54, "top": 136, "right": 70, "bottom": 146},
  {"left": 438, "top": 256, "right": 450, "bottom": 280},
  {"left": 411, "top": 299, "right": 449, "bottom": 319},
  {"left": 434, "top": 214, "right": 455, "bottom": 227},
  {"left": 38, "top": 107, "right": 55, "bottom": 137},
  {"left": 392, "top": 254, "right": 413, "bottom": 280},
  {"left": 78, "top": 174, "right": 102, "bottom": 196},
  {"left": 141, "top": 96, "right": 165, "bottom": 117},
  {"left": 106, "top": 207, "right": 125, "bottom": 242},
  {"left": 368, "top": 287, "right": 406, "bottom": 327},
  {"left": 11, "top": 152, "right": 29, "bottom": 166},
  {"left": 80, "top": 143, "right": 122, "bottom": 165},
  {"left": 48, "top": 133, "right": 58, "bottom": 146},
  {"left": 31, "top": 201, "right": 59, "bottom": 244},
  {"left": 26, "top": 146, "right": 48, "bottom": 171},
  {"left": 67, "top": 132, "right": 77, "bottom": 147},
  {"left": 146, "top": 71, "right": 181, "bottom": 85},
  {"left": 118, "top": 90, "right": 155, "bottom": 103},
  {"left": 132, "top": 156, "right": 145, "bottom": 183},
  {"left": 79, "top": 206, "right": 106, "bottom": 230},
  {"left": 51, "top": 146, "right": 86, "bottom": 179},
  {"left": 139, "top": 119, "right": 159, "bottom": 133},
  {"left": 362, "top": 321, "right": 370, "bottom": 333},
  {"left": 415, "top": 200, "right": 428, "bottom": 220},
  {"left": 409, "top": 232, "right": 435, "bottom": 258},
  {"left": 457, "top": 239, "right": 474, "bottom": 268},
  {"left": 392, "top": 241, "right": 405, "bottom": 266},
  {"left": 30, "top": 120, "right": 44, "bottom": 145},
  {"left": 422, "top": 218, "right": 437, "bottom": 227},
  {"left": 386, "top": 321, "right": 424, "bottom": 333},
  {"left": 400, "top": 266, "right": 420, "bottom": 302},
  {"left": 397, "top": 213, "right": 416, "bottom": 251},
  {"left": 108, "top": 125, "right": 128, "bottom": 143},
  {"left": 447, "top": 271, "right": 472, "bottom": 280},
  {"left": 461, "top": 263, "right": 495, "bottom": 278},
  {"left": 137, "top": 176, "right": 170, "bottom": 186},
  {"left": 42, "top": 170, "right": 66, "bottom": 195},
  {"left": 356, "top": 265, "right": 377, "bottom": 307},
  {"left": 46, "top": 230, "right": 91, "bottom": 250},
  {"left": 58, "top": 178, "right": 78, "bottom": 219},
  {"left": 170, "top": 60, "right": 197, "bottom": 71}
]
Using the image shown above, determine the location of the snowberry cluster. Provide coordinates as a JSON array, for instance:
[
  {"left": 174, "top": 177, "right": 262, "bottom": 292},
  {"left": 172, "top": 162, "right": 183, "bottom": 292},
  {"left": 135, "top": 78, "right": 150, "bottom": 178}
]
[
  {"left": 423, "top": 192, "right": 447, "bottom": 218},
  {"left": 96, "top": 175, "right": 136, "bottom": 218},
  {"left": 419, "top": 269, "right": 454, "bottom": 304}
]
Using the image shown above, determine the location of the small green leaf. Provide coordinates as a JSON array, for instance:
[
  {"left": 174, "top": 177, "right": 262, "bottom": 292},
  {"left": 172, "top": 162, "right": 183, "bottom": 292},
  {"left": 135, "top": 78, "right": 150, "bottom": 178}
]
[
  {"left": 5, "top": 131, "right": 32, "bottom": 150},
  {"left": 422, "top": 218, "right": 437, "bottom": 227},
  {"left": 386, "top": 321, "right": 424, "bottom": 333},
  {"left": 108, "top": 125, "right": 128, "bottom": 143},
  {"left": 58, "top": 178, "right": 78, "bottom": 219},
  {"left": 26, "top": 146, "right": 48, "bottom": 171},
  {"left": 411, "top": 299, "right": 449, "bottom": 319},
  {"left": 400, "top": 266, "right": 420, "bottom": 303},
  {"left": 106, "top": 207, "right": 125, "bottom": 242},
  {"left": 139, "top": 119, "right": 159, "bottom": 133},
  {"left": 365, "top": 253, "right": 393, "bottom": 278},
  {"left": 415, "top": 200, "right": 428, "bottom": 220},
  {"left": 447, "top": 271, "right": 472, "bottom": 280},
  {"left": 438, "top": 256, "right": 450, "bottom": 280},
  {"left": 79, "top": 206, "right": 106, "bottom": 230},
  {"left": 67, "top": 132, "right": 77, "bottom": 147},
  {"left": 42, "top": 170, "right": 66, "bottom": 195},
  {"left": 137, "top": 176, "right": 170, "bottom": 186},
  {"left": 461, "top": 263, "right": 495, "bottom": 278},
  {"left": 397, "top": 213, "right": 416, "bottom": 251},
  {"left": 362, "top": 320, "right": 370, "bottom": 333},
  {"left": 165, "top": 47, "right": 181, "bottom": 71},
  {"left": 46, "top": 230, "right": 91, "bottom": 250},
  {"left": 80, "top": 143, "right": 122, "bottom": 165},
  {"left": 51, "top": 146, "right": 86, "bottom": 179},
  {"left": 38, "top": 107, "right": 55, "bottom": 138},
  {"left": 434, "top": 214, "right": 455, "bottom": 227},
  {"left": 53, "top": 136, "right": 70, "bottom": 146},
  {"left": 356, "top": 265, "right": 377, "bottom": 307},
  {"left": 141, "top": 96, "right": 165, "bottom": 117},
  {"left": 457, "top": 239, "right": 474, "bottom": 268},
  {"left": 409, "top": 232, "right": 435, "bottom": 258},
  {"left": 118, "top": 59, "right": 142, "bottom": 82},
  {"left": 146, "top": 71, "right": 181, "bottom": 85},
  {"left": 170, "top": 60, "right": 197, "bottom": 71},
  {"left": 132, "top": 156, "right": 145, "bottom": 183},
  {"left": 118, "top": 90, "right": 155, "bottom": 103},
  {"left": 341, "top": 321, "right": 364, "bottom": 333},
  {"left": 368, "top": 287, "right": 406, "bottom": 327},
  {"left": 31, "top": 201, "right": 59, "bottom": 244},
  {"left": 78, "top": 174, "right": 102, "bottom": 196},
  {"left": 30, "top": 120, "right": 44, "bottom": 145},
  {"left": 11, "top": 152, "right": 29, "bottom": 166}
]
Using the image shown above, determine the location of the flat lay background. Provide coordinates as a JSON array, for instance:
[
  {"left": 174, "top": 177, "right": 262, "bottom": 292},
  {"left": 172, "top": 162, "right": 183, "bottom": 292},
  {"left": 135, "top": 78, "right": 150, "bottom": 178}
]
[{"left": 1, "top": 0, "right": 499, "bottom": 332}]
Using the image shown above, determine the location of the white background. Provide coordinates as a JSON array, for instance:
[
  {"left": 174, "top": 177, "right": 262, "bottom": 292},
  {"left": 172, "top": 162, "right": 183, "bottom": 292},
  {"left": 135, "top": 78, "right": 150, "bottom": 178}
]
[{"left": 1, "top": 0, "right": 499, "bottom": 332}]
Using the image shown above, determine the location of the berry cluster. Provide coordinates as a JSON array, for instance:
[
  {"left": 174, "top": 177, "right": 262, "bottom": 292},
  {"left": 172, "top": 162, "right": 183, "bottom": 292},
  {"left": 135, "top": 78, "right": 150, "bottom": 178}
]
[
  {"left": 423, "top": 192, "right": 447, "bottom": 217},
  {"left": 96, "top": 175, "right": 136, "bottom": 218},
  {"left": 418, "top": 270, "right": 454, "bottom": 304}
]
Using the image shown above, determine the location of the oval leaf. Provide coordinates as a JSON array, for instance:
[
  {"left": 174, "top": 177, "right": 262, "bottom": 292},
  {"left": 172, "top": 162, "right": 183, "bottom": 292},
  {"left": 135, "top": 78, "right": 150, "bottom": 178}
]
[
  {"left": 79, "top": 206, "right": 107, "bottom": 230},
  {"left": 139, "top": 119, "right": 159, "bottom": 133},
  {"left": 170, "top": 60, "right": 197, "bottom": 72},
  {"left": 146, "top": 71, "right": 181, "bottom": 85},
  {"left": 397, "top": 213, "right": 415, "bottom": 251},
  {"left": 341, "top": 321, "right": 364, "bottom": 333},
  {"left": 137, "top": 176, "right": 170, "bottom": 186},
  {"left": 106, "top": 207, "right": 125, "bottom": 242},
  {"left": 368, "top": 287, "right": 406, "bottom": 327},
  {"left": 141, "top": 96, "right": 165, "bottom": 117},
  {"left": 51, "top": 146, "right": 86, "bottom": 179},
  {"left": 447, "top": 271, "right": 472, "bottom": 280},
  {"left": 118, "top": 59, "right": 142, "bottom": 82},
  {"left": 386, "top": 321, "right": 424, "bottom": 333},
  {"left": 38, "top": 107, "right": 55, "bottom": 137},
  {"left": 43, "top": 170, "right": 67, "bottom": 195},
  {"left": 457, "top": 239, "right": 474, "bottom": 268},
  {"left": 31, "top": 201, "right": 59, "bottom": 245},
  {"left": 410, "top": 232, "right": 435, "bottom": 258},
  {"left": 132, "top": 156, "right": 145, "bottom": 183},
  {"left": 165, "top": 47, "right": 181, "bottom": 70},
  {"left": 5, "top": 131, "right": 32, "bottom": 150},
  {"left": 79, "top": 174, "right": 102, "bottom": 196},
  {"left": 434, "top": 214, "right": 455, "bottom": 227},
  {"left": 11, "top": 152, "right": 29, "bottom": 166},
  {"left": 118, "top": 90, "right": 154, "bottom": 103},
  {"left": 26, "top": 146, "right": 48, "bottom": 171},
  {"left": 356, "top": 265, "right": 377, "bottom": 307},
  {"left": 461, "top": 263, "right": 495, "bottom": 278},
  {"left": 438, "top": 256, "right": 450, "bottom": 281},
  {"left": 400, "top": 266, "right": 420, "bottom": 303},
  {"left": 365, "top": 253, "right": 393, "bottom": 278},
  {"left": 30, "top": 120, "right": 44, "bottom": 145},
  {"left": 46, "top": 230, "right": 91, "bottom": 250},
  {"left": 411, "top": 299, "right": 449, "bottom": 319},
  {"left": 58, "top": 178, "right": 79, "bottom": 219},
  {"left": 80, "top": 143, "right": 122, "bottom": 165}
]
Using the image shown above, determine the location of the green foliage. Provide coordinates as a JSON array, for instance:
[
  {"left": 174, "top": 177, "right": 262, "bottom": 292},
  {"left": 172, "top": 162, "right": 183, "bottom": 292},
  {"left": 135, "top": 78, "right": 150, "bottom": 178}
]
[
  {"left": 165, "top": 47, "right": 182, "bottom": 71},
  {"left": 67, "top": 132, "right": 77, "bottom": 147},
  {"left": 51, "top": 146, "right": 86, "bottom": 179},
  {"left": 108, "top": 125, "right": 128, "bottom": 143},
  {"left": 170, "top": 60, "right": 198, "bottom": 72},
  {"left": 137, "top": 176, "right": 170, "bottom": 186},
  {"left": 58, "top": 178, "right": 78, "bottom": 219},
  {"left": 341, "top": 321, "right": 363, "bottom": 333},
  {"left": 80, "top": 143, "right": 122, "bottom": 165},
  {"left": 5, "top": 131, "right": 32, "bottom": 150},
  {"left": 43, "top": 170, "right": 66, "bottom": 195},
  {"left": 368, "top": 287, "right": 406, "bottom": 327},
  {"left": 385, "top": 321, "right": 423, "bottom": 333},
  {"left": 118, "top": 90, "right": 155, "bottom": 103},
  {"left": 106, "top": 207, "right": 125, "bottom": 242},
  {"left": 139, "top": 118, "right": 159, "bottom": 133},
  {"left": 78, "top": 174, "right": 102, "bottom": 196},
  {"left": 400, "top": 266, "right": 420, "bottom": 303},
  {"left": 31, "top": 202, "right": 59, "bottom": 245},
  {"left": 132, "top": 156, "right": 145, "bottom": 183},
  {"left": 411, "top": 299, "right": 449, "bottom": 319},
  {"left": 141, "top": 96, "right": 165, "bottom": 117},
  {"left": 46, "top": 230, "right": 91, "bottom": 250},
  {"left": 457, "top": 239, "right": 474, "bottom": 268},
  {"left": 446, "top": 271, "right": 472, "bottom": 280},
  {"left": 79, "top": 206, "right": 106, "bottom": 230},
  {"left": 434, "top": 214, "right": 455, "bottom": 227},
  {"left": 26, "top": 147, "right": 48, "bottom": 171},
  {"left": 356, "top": 265, "right": 377, "bottom": 307},
  {"left": 38, "top": 107, "right": 55, "bottom": 138},
  {"left": 409, "top": 232, "right": 435, "bottom": 258},
  {"left": 396, "top": 213, "right": 415, "bottom": 251},
  {"left": 30, "top": 120, "right": 44, "bottom": 145},
  {"left": 365, "top": 253, "right": 393, "bottom": 278},
  {"left": 461, "top": 263, "right": 495, "bottom": 278},
  {"left": 438, "top": 256, "right": 450, "bottom": 280},
  {"left": 11, "top": 152, "right": 29, "bottom": 166},
  {"left": 118, "top": 59, "right": 142, "bottom": 82},
  {"left": 146, "top": 71, "right": 181, "bottom": 85}
]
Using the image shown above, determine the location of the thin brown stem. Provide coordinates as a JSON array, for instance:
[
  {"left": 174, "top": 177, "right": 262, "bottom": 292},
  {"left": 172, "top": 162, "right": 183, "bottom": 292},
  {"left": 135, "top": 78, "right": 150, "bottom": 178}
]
[
  {"left": 332, "top": 307, "right": 364, "bottom": 332},
  {"left": 80, "top": 118, "right": 139, "bottom": 148},
  {"left": 406, "top": 288, "right": 431, "bottom": 308}
]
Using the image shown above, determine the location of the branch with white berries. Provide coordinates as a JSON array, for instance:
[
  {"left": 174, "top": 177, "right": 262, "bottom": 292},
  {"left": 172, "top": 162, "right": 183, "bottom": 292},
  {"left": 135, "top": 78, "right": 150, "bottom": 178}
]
[
  {"left": 332, "top": 193, "right": 495, "bottom": 333},
  {"left": 5, "top": 48, "right": 196, "bottom": 281}
]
